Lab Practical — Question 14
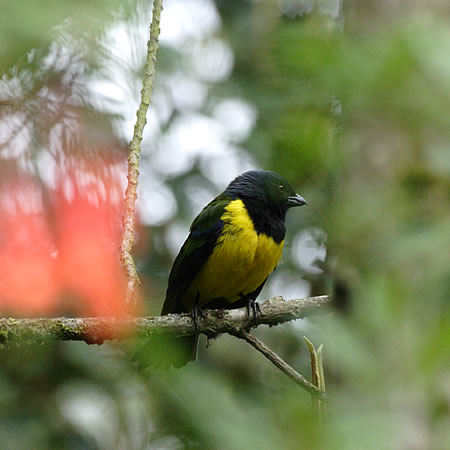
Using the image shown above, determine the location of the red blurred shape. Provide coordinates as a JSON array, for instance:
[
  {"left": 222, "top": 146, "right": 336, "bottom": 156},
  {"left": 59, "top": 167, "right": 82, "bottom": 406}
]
[
  {"left": 0, "top": 163, "right": 133, "bottom": 318},
  {"left": 56, "top": 174, "right": 127, "bottom": 317},
  {"left": 0, "top": 194, "right": 60, "bottom": 313}
]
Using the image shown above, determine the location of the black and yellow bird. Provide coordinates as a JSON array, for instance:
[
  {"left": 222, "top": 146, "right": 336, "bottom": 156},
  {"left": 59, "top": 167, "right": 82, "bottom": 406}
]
[{"left": 151, "top": 170, "right": 307, "bottom": 367}]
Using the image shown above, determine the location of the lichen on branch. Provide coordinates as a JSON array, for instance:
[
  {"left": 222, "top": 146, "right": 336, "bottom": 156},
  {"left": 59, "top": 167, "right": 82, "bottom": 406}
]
[{"left": 0, "top": 295, "right": 331, "bottom": 346}]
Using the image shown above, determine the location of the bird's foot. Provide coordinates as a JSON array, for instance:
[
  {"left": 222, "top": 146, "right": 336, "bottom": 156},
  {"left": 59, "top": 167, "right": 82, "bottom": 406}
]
[
  {"left": 192, "top": 302, "right": 205, "bottom": 329},
  {"left": 246, "top": 299, "right": 262, "bottom": 327}
]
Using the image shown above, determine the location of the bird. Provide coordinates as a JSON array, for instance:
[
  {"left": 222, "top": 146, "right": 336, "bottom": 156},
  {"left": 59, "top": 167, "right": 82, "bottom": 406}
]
[{"left": 145, "top": 170, "right": 306, "bottom": 368}]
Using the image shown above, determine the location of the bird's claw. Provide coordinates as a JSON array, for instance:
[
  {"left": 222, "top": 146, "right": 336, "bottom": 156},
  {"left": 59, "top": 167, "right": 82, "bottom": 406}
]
[
  {"left": 192, "top": 298, "right": 205, "bottom": 329},
  {"left": 246, "top": 299, "right": 262, "bottom": 327}
]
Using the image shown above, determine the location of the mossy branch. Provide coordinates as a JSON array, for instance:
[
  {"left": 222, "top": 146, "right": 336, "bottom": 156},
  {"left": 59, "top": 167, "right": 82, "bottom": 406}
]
[
  {"left": 120, "top": 0, "right": 163, "bottom": 307},
  {"left": 0, "top": 295, "right": 331, "bottom": 346},
  {"left": 0, "top": 295, "right": 331, "bottom": 399}
]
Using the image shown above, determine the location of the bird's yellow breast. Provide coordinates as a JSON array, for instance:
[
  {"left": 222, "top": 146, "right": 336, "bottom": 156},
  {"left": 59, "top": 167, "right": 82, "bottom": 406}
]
[{"left": 186, "top": 199, "right": 283, "bottom": 308}]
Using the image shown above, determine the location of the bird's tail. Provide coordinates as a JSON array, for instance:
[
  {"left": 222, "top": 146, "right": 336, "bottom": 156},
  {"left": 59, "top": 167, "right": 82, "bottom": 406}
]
[{"left": 133, "top": 335, "right": 198, "bottom": 369}]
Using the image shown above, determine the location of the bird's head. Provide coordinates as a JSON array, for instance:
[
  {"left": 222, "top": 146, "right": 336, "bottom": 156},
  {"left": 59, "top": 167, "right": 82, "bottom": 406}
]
[{"left": 225, "top": 170, "right": 307, "bottom": 216}]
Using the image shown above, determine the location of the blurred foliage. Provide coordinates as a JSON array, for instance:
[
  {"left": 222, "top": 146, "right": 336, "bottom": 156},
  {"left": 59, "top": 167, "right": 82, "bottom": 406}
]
[
  {"left": 0, "top": 0, "right": 128, "bottom": 70},
  {"left": 1, "top": 0, "right": 450, "bottom": 449}
]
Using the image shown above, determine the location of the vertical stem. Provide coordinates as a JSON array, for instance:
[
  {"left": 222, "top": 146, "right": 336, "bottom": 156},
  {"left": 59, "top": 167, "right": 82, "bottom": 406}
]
[
  {"left": 304, "top": 336, "right": 327, "bottom": 422},
  {"left": 120, "top": 0, "right": 163, "bottom": 308}
]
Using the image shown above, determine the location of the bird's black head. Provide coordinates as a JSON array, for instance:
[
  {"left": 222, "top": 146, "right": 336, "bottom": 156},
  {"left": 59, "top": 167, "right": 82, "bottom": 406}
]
[{"left": 225, "top": 170, "right": 307, "bottom": 217}]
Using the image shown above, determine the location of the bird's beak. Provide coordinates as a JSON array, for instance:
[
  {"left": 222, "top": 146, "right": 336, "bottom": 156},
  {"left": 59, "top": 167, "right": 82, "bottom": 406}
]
[{"left": 287, "top": 193, "right": 307, "bottom": 207}]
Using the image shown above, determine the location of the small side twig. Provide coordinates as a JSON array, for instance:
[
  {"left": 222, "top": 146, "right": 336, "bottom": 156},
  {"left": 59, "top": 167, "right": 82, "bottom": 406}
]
[
  {"left": 304, "top": 336, "right": 327, "bottom": 420},
  {"left": 234, "top": 330, "right": 329, "bottom": 402},
  {"left": 120, "top": 0, "right": 163, "bottom": 307}
]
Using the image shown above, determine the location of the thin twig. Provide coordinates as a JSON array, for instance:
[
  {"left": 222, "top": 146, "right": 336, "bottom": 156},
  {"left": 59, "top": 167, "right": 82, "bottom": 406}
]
[
  {"left": 234, "top": 330, "right": 329, "bottom": 401},
  {"left": 0, "top": 295, "right": 331, "bottom": 346},
  {"left": 120, "top": 0, "right": 163, "bottom": 307},
  {"left": 305, "top": 336, "right": 327, "bottom": 419}
]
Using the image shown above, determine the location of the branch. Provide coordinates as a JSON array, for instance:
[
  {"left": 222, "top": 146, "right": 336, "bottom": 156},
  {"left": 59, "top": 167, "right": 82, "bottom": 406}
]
[
  {"left": 120, "top": 0, "right": 163, "bottom": 307},
  {"left": 0, "top": 295, "right": 331, "bottom": 346},
  {"left": 235, "top": 330, "right": 329, "bottom": 401}
]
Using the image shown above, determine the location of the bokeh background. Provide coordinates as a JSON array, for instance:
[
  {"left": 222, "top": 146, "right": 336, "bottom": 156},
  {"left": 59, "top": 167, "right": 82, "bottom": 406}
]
[{"left": 1, "top": 0, "right": 449, "bottom": 448}]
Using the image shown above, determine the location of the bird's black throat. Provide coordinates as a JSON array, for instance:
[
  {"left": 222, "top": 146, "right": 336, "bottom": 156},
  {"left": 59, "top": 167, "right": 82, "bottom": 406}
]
[{"left": 240, "top": 197, "right": 286, "bottom": 244}]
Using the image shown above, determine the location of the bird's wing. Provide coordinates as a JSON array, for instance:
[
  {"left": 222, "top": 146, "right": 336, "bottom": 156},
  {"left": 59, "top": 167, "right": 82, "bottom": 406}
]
[{"left": 161, "top": 193, "right": 232, "bottom": 314}]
